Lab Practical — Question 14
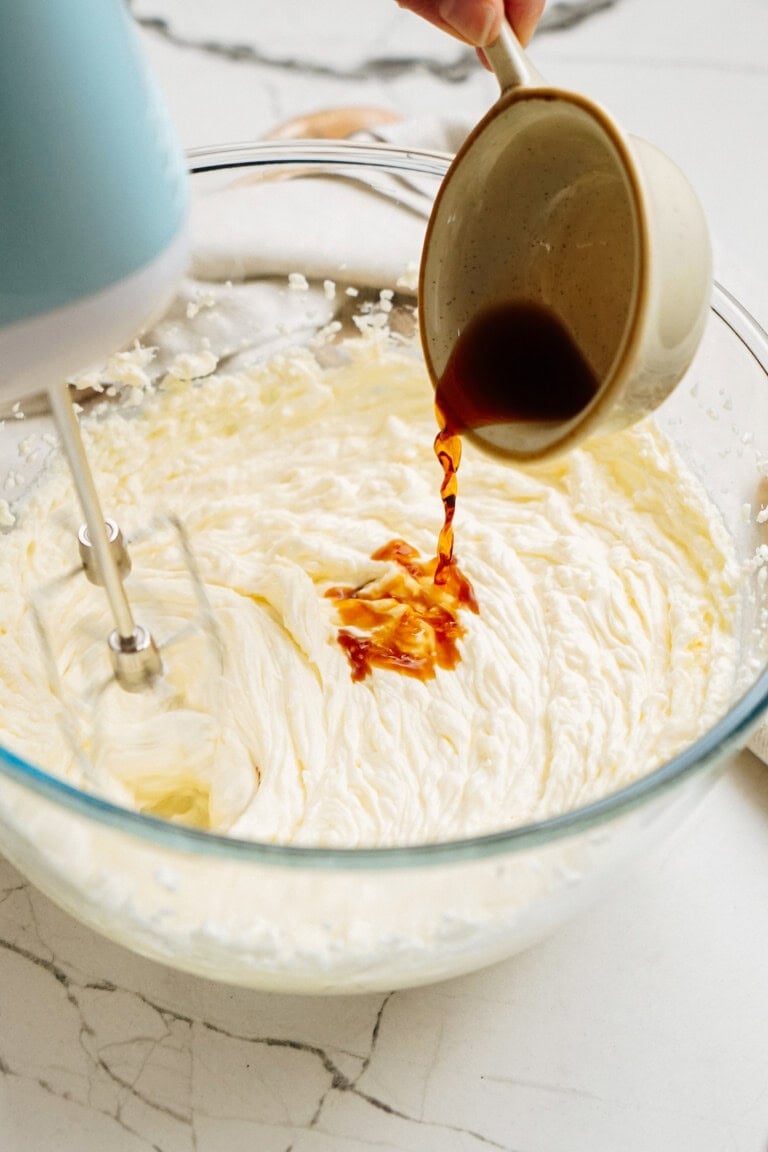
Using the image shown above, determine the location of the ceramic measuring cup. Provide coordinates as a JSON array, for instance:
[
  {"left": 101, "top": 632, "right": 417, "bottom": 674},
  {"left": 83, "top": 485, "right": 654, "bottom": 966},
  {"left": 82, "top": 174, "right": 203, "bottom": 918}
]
[{"left": 419, "top": 22, "right": 712, "bottom": 461}]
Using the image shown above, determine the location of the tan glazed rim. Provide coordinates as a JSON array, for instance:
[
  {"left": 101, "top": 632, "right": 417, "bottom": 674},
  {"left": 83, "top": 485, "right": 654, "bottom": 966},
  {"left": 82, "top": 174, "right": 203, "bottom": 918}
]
[{"left": 418, "top": 88, "right": 652, "bottom": 463}]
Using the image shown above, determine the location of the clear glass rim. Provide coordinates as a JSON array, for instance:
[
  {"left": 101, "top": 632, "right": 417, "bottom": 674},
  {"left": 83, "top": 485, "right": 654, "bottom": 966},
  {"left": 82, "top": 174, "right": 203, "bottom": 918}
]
[{"left": 1, "top": 140, "right": 767, "bottom": 870}]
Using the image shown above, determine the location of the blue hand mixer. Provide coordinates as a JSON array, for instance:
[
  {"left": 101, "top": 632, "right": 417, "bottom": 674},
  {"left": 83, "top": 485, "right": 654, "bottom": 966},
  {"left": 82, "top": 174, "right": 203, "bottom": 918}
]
[{"left": 0, "top": 0, "right": 188, "bottom": 689}]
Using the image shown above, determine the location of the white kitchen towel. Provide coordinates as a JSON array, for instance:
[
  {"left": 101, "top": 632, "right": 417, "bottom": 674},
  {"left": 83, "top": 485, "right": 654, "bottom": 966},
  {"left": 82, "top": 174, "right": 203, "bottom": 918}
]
[
  {"left": 130, "top": 119, "right": 459, "bottom": 384},
  {"left": 188, "top": 116, "right": 466, "bottom": 289},
  {"left": 746, "top": 722, "right": 768, "bottom": 763}
]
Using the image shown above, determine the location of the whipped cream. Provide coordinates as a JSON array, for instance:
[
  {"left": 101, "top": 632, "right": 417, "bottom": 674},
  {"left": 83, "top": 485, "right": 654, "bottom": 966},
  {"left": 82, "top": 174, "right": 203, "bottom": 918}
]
[{"left": 0, "top": 334, "right": 740, "bottom": 848}]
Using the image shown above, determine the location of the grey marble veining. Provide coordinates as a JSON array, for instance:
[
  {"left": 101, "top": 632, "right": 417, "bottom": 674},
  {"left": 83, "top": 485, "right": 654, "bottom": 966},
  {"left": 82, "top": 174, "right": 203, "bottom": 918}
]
[
  {"left": 537, "top": 0, "right": 618, "bottom": 32},
  {"left": 0, "top": 857, "right": 514, "bottom": 1151},
  {"left": 135, "top": 15, "right": 479, "bottom": 85},
  {"left": 2, "top": 750, "right": 768, "bottom": 1152},
  {"left": 129, "top": 0, "right": 620, "bottom": 84}
]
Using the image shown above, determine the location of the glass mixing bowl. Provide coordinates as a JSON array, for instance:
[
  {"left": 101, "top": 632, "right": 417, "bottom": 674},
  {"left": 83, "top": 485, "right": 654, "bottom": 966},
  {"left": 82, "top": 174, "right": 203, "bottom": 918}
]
[{"left": 0, "top": 142, "right": 767, "bottom": 993}]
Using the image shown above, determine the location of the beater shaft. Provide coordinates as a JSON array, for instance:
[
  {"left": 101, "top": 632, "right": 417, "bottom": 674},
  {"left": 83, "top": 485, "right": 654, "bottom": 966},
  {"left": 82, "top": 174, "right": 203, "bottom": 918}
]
[
  {"left": 48, "top": 381, "right": 136, "bottom": 638},
  {"left": 47, "top": 381, "right": 162, "bottom": 689}
]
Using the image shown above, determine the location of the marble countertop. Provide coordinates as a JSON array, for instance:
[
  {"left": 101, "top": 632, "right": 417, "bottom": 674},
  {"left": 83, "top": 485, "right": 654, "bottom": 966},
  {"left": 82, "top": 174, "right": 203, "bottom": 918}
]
[{"left": 1, "top": 2, "right": 767, "bottom": 1150}]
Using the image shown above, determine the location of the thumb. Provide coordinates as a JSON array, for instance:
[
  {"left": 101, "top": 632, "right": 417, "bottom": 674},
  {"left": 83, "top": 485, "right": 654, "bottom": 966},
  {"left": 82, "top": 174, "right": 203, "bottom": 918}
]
[
  {"left": 504, "top": 0, "right": 546, "bottom": 46},
  {"left": 436, "top": 0, "right": 503, "bottom": 45}
]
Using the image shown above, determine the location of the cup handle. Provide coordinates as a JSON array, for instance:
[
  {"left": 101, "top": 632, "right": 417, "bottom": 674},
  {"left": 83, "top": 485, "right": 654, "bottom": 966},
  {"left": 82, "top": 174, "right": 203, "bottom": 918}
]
[{"left": 484, "top": 20, "right": 547, "bottom": 91}]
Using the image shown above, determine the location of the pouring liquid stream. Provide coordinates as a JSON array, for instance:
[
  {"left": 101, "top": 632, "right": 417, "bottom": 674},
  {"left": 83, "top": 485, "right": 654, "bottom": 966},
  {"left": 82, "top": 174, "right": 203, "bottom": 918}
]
[
  {"left": 434, "top": 299, "right": 600, "bottom": 577},
  {"left": 330, "top": 300, "right": 599, "bottom": 681}
]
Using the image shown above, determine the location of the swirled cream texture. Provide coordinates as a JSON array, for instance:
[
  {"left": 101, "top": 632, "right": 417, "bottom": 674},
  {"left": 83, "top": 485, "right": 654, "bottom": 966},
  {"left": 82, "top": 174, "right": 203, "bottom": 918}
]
[{"left": 0, "top": 336, "right": 740, "bottom": 846}]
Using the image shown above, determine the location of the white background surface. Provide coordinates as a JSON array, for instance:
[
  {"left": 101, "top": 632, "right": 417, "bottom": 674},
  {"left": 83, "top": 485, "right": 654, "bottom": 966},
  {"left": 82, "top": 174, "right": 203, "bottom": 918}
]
[{"left": 1, "top": 1, "right": 767, "bottom": 1149}]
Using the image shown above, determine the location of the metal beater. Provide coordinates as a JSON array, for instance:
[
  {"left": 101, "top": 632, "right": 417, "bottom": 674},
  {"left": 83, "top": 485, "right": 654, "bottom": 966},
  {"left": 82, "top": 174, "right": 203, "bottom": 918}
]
[{"left": 47, "top": 384, "right": 164, "bottom": 691}]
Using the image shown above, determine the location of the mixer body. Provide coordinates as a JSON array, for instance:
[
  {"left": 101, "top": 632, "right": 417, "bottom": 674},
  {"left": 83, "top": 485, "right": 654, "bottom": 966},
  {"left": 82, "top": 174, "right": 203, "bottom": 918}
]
[
  {"left": 0, "top": 0, "right": 188, "bottom": 690},
  {"left": 0, "top": 0, "right": 188, "bottom": 404}
]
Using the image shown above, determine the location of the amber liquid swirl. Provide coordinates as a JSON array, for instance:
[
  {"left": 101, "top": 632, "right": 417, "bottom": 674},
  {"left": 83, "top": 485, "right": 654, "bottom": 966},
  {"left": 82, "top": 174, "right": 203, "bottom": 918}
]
[{"left": 330, "top": 300, "right": 597, "bottom": 682}]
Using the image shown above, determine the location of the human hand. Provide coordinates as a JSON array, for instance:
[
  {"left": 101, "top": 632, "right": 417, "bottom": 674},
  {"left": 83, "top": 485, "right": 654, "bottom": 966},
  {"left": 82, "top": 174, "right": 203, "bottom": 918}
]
[{"left": 397, "top": 0, "right": 545, "bottom": 49}]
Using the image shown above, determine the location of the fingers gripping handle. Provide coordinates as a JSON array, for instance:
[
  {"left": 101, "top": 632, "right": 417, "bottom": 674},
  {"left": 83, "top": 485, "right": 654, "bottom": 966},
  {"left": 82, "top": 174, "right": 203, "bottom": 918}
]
[{"left": 484, "top": 20, "right": 546, "bottom": 90}]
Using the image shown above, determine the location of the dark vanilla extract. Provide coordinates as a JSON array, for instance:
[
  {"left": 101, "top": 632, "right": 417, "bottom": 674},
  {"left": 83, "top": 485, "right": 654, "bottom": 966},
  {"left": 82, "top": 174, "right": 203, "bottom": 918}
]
[
  {"left": 332, "top": 301, "right": 597, "bottom": 681},
  {"left": 326, "top": 539, "right": 477, "bottom": 683},
  {"left": 435, "top": 300, "right": 599, "bottom": 432}
]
